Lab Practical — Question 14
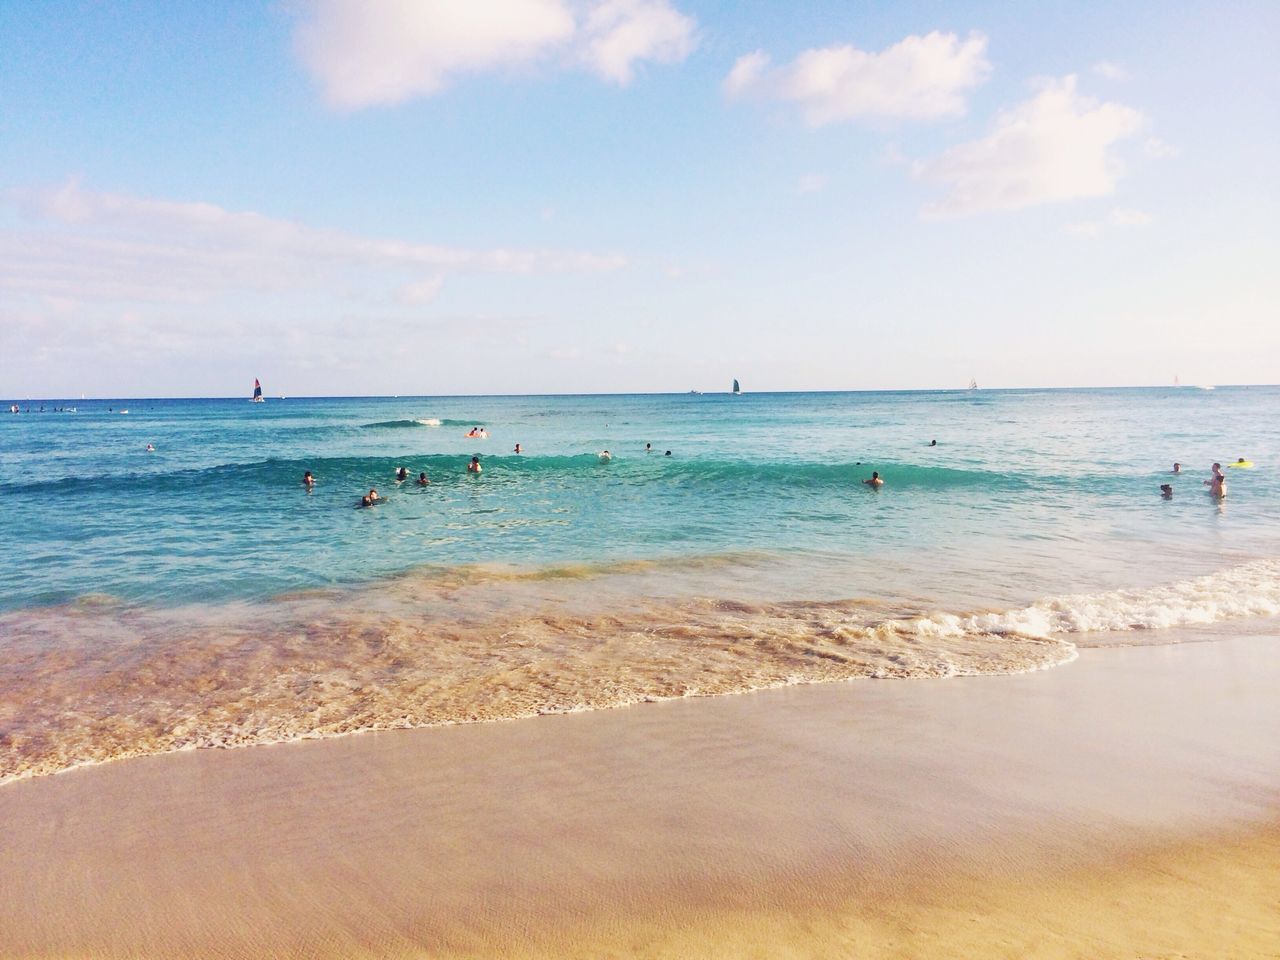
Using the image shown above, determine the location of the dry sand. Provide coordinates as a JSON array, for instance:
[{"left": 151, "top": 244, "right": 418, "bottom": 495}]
[{"left": 1, "top": 634, "right": 1278, "bottom": 958}]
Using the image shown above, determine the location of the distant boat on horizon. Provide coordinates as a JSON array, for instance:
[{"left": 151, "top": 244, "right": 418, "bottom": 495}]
[
  {"left": 732, "top": 378, "right": 741, "bottom": 395},
  {"left": 251, "top": 378, "right": 265, "bottom": 403},
  {"left": 968, "top": 378, "right": 978, "bottom": 390},
  {"left": 1173, "top": 374, "right": 1181, "bottom": 387}
]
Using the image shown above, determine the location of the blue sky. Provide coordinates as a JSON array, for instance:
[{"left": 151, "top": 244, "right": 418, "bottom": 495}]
[{"left": 2, "top": 0, "right": 1277, "bottom": 397}]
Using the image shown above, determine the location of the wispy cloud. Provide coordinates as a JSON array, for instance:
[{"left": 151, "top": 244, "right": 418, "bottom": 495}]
[
  {"left": 915, "top": 76, "right": 1144, "bottom": 217},
  {"left": 1064, "top": 207, "right": 1154, "bottom": 237},
  {"left": 724, "top": 31, "right": 991, "bottom": 125},
  {"left": 294, "top": 0, "right": 696, "bottom": 108},
  {"left": 1091, "top": 60, "right": 1128, "bottom": 80},
  {"left": 3, "top": 179, "right": 625, "bottom": 306}
]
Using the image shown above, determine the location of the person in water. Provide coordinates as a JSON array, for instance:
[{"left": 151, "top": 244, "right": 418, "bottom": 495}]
[
  {"left": 417, "top": 471, "right": 429, "bottom": 486},
  {"left": 303, "top": 470, "right": 315, "bottom": 489},
  {"left": 1203, "top": 463, "right": 1226, "bottom": 499},
  {"left": 367, "top": 488, "right": 380, "bottom": 501},
  {"left": 467, "top": 456, "right": 482, "bottom": 474},
  {"left": 599, "top": 450, "right": 612, "bottom": 461},
  {"left": 396, "top": 466, "right": 408, "bottom": 481},
  {"left": 146, "top": 443, "right": 155, "bottom": 452},
  {"left": 361, "top": 495, "right": 372, "bottom": 507},
  {"left": 929, "top": 440, "right": 937, "bottom": 447},
  {"left": 1235, "top": 457, "right": 1249, "bottom": 466},
  {"left": 864, "top": 471, "right": 884, "bottom": 488},
  {"left": 514, "top": 443, "right": 522, "bottom": 454},
  {"left": 1172, "top": 462, "right": 1181, "bottom": 473},
  {"left": 645, "top": 443, "right": 652, "bottom": 454},
  {"left": 1160, "top": 484, "right": 1174, "bottom": 499}
]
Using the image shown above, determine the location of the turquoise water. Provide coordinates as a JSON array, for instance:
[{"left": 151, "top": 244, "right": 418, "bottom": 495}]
[
  {"left": 2, "top": 388, "right": 1278, "bottom": 611},
  {"left": 4, "top": 387, "right": 1280, "bottom": 784}
]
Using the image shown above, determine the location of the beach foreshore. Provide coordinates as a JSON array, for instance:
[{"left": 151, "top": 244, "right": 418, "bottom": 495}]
[{"left": 1, "top": 634, "right": 1277, "bottom": 959}]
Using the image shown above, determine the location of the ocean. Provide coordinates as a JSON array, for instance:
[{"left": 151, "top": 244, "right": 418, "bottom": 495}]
[{"left": 2, "top": 387, "right": 1278, "bottom": 783}]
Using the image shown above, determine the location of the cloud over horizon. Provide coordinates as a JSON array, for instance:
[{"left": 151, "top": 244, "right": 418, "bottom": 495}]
[
  {"left": 5, "top": 179, "right": 626, "bottom": 307},
  {"left": 294, "top": 0, "right": 697, "bottom": 108},
  {"left": 723, "top": 30, "right": 991, "bottom": 124},
  {"left": 915, "top": 75, "right": 1144, "bottom": 217}
]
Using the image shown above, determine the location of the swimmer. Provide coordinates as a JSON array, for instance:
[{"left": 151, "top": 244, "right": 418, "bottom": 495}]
[
  {"left": 303, "top": 470, "right": 315, "bottom": 489},
  {"left": 367, "top": 488, "right": 380, "bottom": 502},
  {"left": 664, "top": 450, "right": 672, "bottom": 456},
  {"left": 645, "top": 443, "right": 652, "bottom": 454},
  {"left": 863, "top": 471, "right": 884, "bottom": 489},
  {"left": 396, "top": 466, "right": 408, "bottom": 481},
  {"left": 1160, "top": 484, "right": 1173, "bottom": 499},
  {"left": 514, "top": 443, "right": 522, "bottom": 454},
  {"left": 1235, "top": 457, "right": 1248, "bottom": 466},
  {"left": 599, "top": 450, "right": 612, "bottom": 462},
  {"left": 1172, "top": 462, "right": 1181, "bottom": 474},
  {"left": 417, "top": 472, "right": 429, "bottom": 486},
  {"left": 145, "top": 443, "right": 155, "bottom": 452},
  {"left": 1203, "top": 463, "right": 1226, "bottom": 499},
  {"left": 929, "top": 440, "right": 937, "bottom": 447},
  {"left": 361, "top": 495, "right": 372, "bottom": 507},
  {"left": 467, "top": 456, "right": 482, "bottom": 474}
]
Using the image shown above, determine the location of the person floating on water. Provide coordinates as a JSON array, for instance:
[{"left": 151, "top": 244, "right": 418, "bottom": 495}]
[
  {"left": 396, "top": 466, "right": 408, "bottom": 481},
  {"left": 1203, "top": 463, "right": 1226, "bottom": 499},
  {"left": 303, "top": 470, "right": 315, "bottom": 489},
  {"left": 1172, "top": 462, "right": 1181, "bottom": 473},
  {"left": 864, "top": 471, "right": 884, "bottom": 489},
  {"left": 1160, "top": 484, "right": 1174, "bottom": 499},
  {"left": 417, "top": 471, "right": 429, "bottom": 486},
  {"left": 467, "top": 456, "right": 482, "bottom": 474}
]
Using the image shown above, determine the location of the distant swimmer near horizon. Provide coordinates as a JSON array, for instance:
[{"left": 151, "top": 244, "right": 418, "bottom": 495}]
[
  {"left": 1161, "top": 484, "right": 1174, "bottom": 499},
  {"left": 863, "top": 471, "right": 884, "bottom": 489},
  {"left": 929, "top": 440, "right": 937, "bottom": 447},
  {"left": 599, "top": 450, "right": 612, "bottom": 462},
  {"left": 1228, "top": 457, "right": 1254, "bottom": 468},
  {"left": 1172, "top": 462, "right": 1181, "bottom": 474},
  {"left": 396, "top": 466, "right": 408, "bottom": 481},
  {"left": 416, "top": 471, "right": 429, "bottom": 486},
  {"left": 303, "top": 470, "right": 315, "bottom": 489},
  {"left": 514, "top": 443, "right": 522, "bottom": 454},
  {"left": 467, "top": 456, "right": 482, "bottom": 474},
  {"left": 466, "top": 427, "right": 488, "bottom": 439},
  {"left": 146, "top": 443, "right": 155, "bottom": 452}
]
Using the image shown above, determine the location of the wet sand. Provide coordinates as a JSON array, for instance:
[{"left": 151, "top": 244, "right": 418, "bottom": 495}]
[{"left": 1, "top": 634, "right": 1278, "bottom": 958}]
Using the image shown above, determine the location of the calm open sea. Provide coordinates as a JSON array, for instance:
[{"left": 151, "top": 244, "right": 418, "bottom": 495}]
[{"left": 2, "top": 387, "right": 1278, "bottom": 782}]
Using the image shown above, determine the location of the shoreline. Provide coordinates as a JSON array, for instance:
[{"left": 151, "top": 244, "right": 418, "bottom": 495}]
[{"left": 3, "top": 633, "right": 1278, "bottom": 957}]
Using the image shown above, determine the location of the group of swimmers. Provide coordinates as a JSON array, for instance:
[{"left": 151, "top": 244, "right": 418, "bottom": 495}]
[{"left": 1162, "top": 459, "right": 1250, "bottom": 500}]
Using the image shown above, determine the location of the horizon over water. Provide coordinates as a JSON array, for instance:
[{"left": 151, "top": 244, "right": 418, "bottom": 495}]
[{"left": 2, "top": 386, "right": 1279, "bottom": 784}]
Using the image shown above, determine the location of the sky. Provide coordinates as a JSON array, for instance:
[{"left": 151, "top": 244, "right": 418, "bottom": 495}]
[{"left": 2, "top": 0, "right": 1278, "bottom": 397}]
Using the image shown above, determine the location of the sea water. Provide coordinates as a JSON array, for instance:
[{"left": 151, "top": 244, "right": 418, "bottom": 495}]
[{"left": 2, "top": 388, "right": 1278, "bottom": 782}]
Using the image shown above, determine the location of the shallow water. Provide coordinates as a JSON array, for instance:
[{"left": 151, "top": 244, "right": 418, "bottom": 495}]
[{"left": 2, "top": 387, "right": 1278, "bottom": 781}]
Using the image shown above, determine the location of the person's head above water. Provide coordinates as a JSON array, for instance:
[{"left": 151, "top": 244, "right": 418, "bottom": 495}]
[
  {"left": 1173, "top": 462, "right": 1181, "bottom": 472},
  {"left": 664, "top": 450, "right": 671, "bottom": 456},
  {"left": 1237, "top": 458, "right": 1247, "bottom": 464},
  {"left": 1160, "top": 484, "right": 1173, "bottom": 495},
  {"left": 929, "top": 440, "right": 937, "bottom": 446},
  {"left": 361, "top": 495, "right": 372, "bottom": 506}
]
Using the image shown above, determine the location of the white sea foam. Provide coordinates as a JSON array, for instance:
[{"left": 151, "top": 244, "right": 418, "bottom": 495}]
[{"left": 900, "top": 559, "right": 1280, "bottom": 640}]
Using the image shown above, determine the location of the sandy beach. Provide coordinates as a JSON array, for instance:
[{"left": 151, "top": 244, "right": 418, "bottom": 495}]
[{"left": 2, "top": 633, "right": 1278, "bottom": 959}]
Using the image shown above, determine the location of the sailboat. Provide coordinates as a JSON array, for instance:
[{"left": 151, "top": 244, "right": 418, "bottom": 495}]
[
  {"left": 732, "top": 378, "right": 741, "bottom": 395},
  {"left": 968, "top": 378, "right": 978, "bottom": 391},
  {"left": 1173, "top": 374, "right": 1181, "bottom": 387},
  {"left": 251, "top": 378, "right": 265, "bottom": 403}
]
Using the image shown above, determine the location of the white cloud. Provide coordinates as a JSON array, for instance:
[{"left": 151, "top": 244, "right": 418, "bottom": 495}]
[
  {"left": 723, "top": 31, "right": 991, "bottom": 125},
  {"left": 1064, "top": 206, "right": 1154, "bottom": 237},
  {"left": 1092, "top": 61, "right": 1128, "bottom": 80},
  {"left": 796, "top": 173, "right": 829, "bottom": 195},
  {"left": 1143, "top": 136, "right": 1179, "bottom": 159},
  {"left": 579, "top": 0, "right": 696, "bottom": 84},
  {"left": 3, "top": 179, "right": 626, "bottom": 306},
  {"left": 915, "top": 75, "right": 1144, "bottom": 217},
  {"left": 294, "top": 0, "right": 696, "bottom": 108}
]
